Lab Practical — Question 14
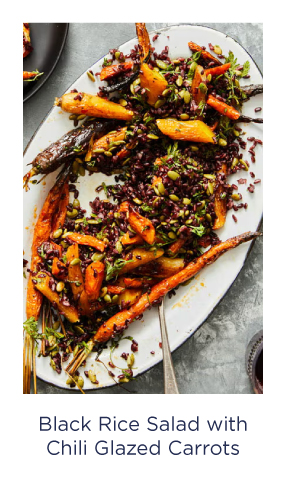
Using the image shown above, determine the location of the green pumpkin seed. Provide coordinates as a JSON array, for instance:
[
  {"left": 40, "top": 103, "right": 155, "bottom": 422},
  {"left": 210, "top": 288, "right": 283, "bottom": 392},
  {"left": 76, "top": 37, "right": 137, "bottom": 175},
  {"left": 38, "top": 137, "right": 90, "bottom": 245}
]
[
  {"left": 207, "top": 182, "right": 214, "bottom": 195},
  {"left": 206, "top": 213, "right": 212, "bottom": 222},
  {"left": 183, "top": 91, "right": 191, "bottom": 104},
  {"left": 73, "top": 345, "right": 79, "bottom": 357},
  {"left": 157, "top": 182, "right": 165, "bottom": 195},
  {"left": 70, "top": 257, "right": 81, "bottom": 266},
  {"left": 112, "top": 295, "right": 119, "bottom": 303},
  {"left": 169, "top": 194, "right": 179, "bottom": 202},
  {"left": 168, "top": 232, "right": 177, "bottom": 239},
  {"left": 77, "top": 376, "right": 84, "bottom": 388},
  {"left": 162, "top": 88, "right": 171, "bottom": 97},
  {"left": 183, "top": 198, "right": 191, "bottom": 205},
  {"left": 104, "top": 150, "right": 113, "bottom": 157},
  {"left": 127, "top": 353, "right": 135, "bottom": 369},
  {"left": 53, "top": 321, "right": 60, "bottom": 331},
  {"left": 66, "top": 377, "right": 73, "bottom": 385},
  {"left": 185, "top": 219, "right": 193, "bottom": 225},
  {"left": 199, "top": 83, "right": 208, "bottom": 94},
  {"left": 231, "top": 157, "right": 239, "bottom": 168},
  {"left": 115, "top": 51, "right": 121, "bottom": 60},
  {"left": 218, "top": 138, "right": 227, "bottom": 147},
  {"left": 67, "top": 209, "right": 78, "bottom": 219},
  {"left": 156, "top": 60, "right": 168, "bottom": 69},
  {"left": 189, "top": 61, "right": 198, "bottom": 74},
  {"left": 235, "top": 79, "right": 240, "bottom": 88},
  {"left": 116, "top": 241, "right": 123, "bottom": 254},
  {"left": 231, "top": 194, "right": 240, "bottom": 201},
  {"left": 119, "top": 98, "right": 127, "bottom": 106},
  {"left": 179, "top": 210, "right": 185, "bottom": 217},
  {"left": 203, "top": 174, "right": 215, "bottom": 180},
  {"left": 133, "top": 197, "right": 142, "bottom": 205},
  {"left": 72, "top": 160, "right": 79, "bottom": 175},
  {"left": 88, "top": 370, "right": 97, "bottom": 384},
  {"left": 233, "top": 129, "right": 240, "bottom": 137},
  {"left": 93, "top": 148, "right": 105, "bottom": 154},
  {"left": 154, "top": 99, "right": 165, "bottom": 109},
  {"left": 73, "top": 198, "right": 80, "bottom": 208},
  {"left": 180, "top": 113, "right": 190, "bottom": 120},
  {"left": 130, "top": 83, "right": 135, "bottom": 95},
  {"left": 50, "top": 359, "right": 56, "bottom": 371},
  {"left": 191, "top": 145, "right": 199, "bottom": 151},
  {"left": 147, "top": 133, "right": 159, "bottom": 140},
  {"left": 78, "top": 165, "right": 85, "bottom": 176},
  {"left": 240, "top": 159, "right": 249, "bottom": 171},
  {"left": 92, "top": 252, "right": 105, "bottom": 262},
  {"left": 104, "top": 294, "right": 112, "bottom": 303},
  {"left": 69, "top": 114, "right": 78, "bottom": 120},
  {"left": 167, "top": 171, "right": 180, "bottom": 181},
  {"left": 100, "top": 287, "right": 108, "bottom": 297},
  {"left": 56, "top": 281, "right": 65, "bottom": 292},
  {"left": 74, "top": 325, "right": 85, "bottom": 335},
  {"left": 53, "top": 229, "right": 63, "bottom": 239},
  {"left": 214, "top": 45, "right": 222, "bottom": 55},
  {"left": 77, "top": 114, "right": 87, "bottom": 120},
  {"left": 207, "top": 74, "right": 212, "bottom": 83},
  {"left": 87, "top": 71, "right": 95, "bottom": 82},
  {"left": 133, "top": 78, "right": 140, "bottom": 87},
  {"left": 176, "top": 75, "right": 183, "bottom": 87}
]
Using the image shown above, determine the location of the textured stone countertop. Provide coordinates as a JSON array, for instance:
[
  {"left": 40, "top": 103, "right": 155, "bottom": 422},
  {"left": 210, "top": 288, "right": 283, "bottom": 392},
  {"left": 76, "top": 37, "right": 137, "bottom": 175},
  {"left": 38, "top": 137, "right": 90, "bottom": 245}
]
[{"left": 23, "top": 23, "right": 263, "bottom": 394}]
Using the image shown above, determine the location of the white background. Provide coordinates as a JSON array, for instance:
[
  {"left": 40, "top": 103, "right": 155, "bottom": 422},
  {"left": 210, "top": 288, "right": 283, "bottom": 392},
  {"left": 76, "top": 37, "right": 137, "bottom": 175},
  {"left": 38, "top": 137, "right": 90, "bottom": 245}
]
[{"left": 2, "top": 2, "right": 299, "bottom": 481}]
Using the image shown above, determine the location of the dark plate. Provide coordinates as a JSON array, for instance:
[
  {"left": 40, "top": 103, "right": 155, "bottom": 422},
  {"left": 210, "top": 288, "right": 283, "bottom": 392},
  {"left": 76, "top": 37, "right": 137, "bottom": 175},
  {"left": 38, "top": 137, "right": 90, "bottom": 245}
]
[{"left": 23, "top": 23, "right": 69, "bottom": 102}]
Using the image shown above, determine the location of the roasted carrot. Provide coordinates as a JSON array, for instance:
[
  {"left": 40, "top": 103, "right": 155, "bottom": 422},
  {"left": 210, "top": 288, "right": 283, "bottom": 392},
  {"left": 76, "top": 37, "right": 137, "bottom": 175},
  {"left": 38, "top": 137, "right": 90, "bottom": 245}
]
[
  {"left": 93, "top": 232, "right": 261, "bottom": 343},
  {"left": 52, "top": 257, "right": 67, "bottom": 279},
  {"left": 119, "top": 248, "right": 164, "bottom": 275},
  {"left": 136, "top": 23, "right": 151, "bottom": 61},
  {"left": 139, "top": 63, "right": 168, "bottom": 106},
  {"left": 56, "top": 93, "right": 133, "bottom": 121},
  {"left": 34, "top": 273, "right": 80, "bottom": 323},
  {"left": 118, "top": 288, "right": 142, "bottom": 307},
  {"left": 100, "top": 61, "right": 134, "bottom": 81},
  {"left": 122, "top": 277, "right": 157, "bottom": 288},
  {"left": 84, "top": 261, "right": 105, "bottom": 301},
  {"left": 188, "top": 41, "right": 222, "bottom": 66},
  {"left": 106, "top": 285, "right": 125, "bottom": 294},
  {"left": 119, "top": 202, "right": 156, "bottom": 245},
  {"left": 51, "top": 182, "right": 69, "bottom": 233},
  {"left": 213, "top": 164, "right": 228, "bottom": 230},
  {"left": 78, "top": 290, "right": 101, "bottom": 316},
  {"left": 207, "top": 95, "right": 240, "bottom": 120},
  {"left": 23, "top": 71, "right": 37, "bottom": 80},
  {"left": 191, "top": 65, "right": 207, "bottom": 105},
  {"left": 66, "top": 233, "right": 106, "bottom": 252},
  {"left": 120, "top": 231, "right": 144, "bottom": 245},
  {"left": 92, "top": 127, "right": 127, "bottom": 153},
  {"left": 157, "top": 118, "right": 215, "bottom": 144},
  {"left": 133, "top": 256, "right": 185, "bottom": 278},
  {"left": 167, "top": 238, "right": 186, "bottom": 256},
  {"left": 66, "top": 244, "right": 84, "bottom": 300},
  {"left": 205, "top": 63, "right": 231, "bottom": 77},
  {"left": 26, "top": 168, "right": 70, "bottom": 320}
]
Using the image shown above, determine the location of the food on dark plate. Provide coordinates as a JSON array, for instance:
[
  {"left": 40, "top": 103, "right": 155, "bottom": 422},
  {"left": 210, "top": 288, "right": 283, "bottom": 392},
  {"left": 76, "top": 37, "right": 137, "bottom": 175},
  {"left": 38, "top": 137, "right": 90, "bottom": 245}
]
[
  {"left": 23, "top": 23, "right": 263, "bottom": 391},
  {"left": 23, "top": 23, "right": 32, "bottom": 58}
]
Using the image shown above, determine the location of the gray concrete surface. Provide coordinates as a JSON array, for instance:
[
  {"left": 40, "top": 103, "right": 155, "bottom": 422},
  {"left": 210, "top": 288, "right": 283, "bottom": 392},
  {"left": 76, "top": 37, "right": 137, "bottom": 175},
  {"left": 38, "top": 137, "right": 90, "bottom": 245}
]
[{"left": 23, "top": 23, "right": 263, "bottom": 394}]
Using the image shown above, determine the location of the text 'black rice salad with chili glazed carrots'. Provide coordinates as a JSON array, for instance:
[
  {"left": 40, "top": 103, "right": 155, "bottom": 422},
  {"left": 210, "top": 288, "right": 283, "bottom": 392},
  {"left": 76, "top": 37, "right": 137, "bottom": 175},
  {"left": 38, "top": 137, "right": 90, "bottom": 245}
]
[{"left": 23, "top": 23, "right": 262, "bottom": 392}]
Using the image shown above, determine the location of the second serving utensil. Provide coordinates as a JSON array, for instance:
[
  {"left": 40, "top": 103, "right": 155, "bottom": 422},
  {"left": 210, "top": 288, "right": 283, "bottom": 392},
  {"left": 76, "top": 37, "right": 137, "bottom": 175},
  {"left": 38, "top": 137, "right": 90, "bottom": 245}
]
[{"left": 158, "top": 298, "right": 179, "bottom": 394}]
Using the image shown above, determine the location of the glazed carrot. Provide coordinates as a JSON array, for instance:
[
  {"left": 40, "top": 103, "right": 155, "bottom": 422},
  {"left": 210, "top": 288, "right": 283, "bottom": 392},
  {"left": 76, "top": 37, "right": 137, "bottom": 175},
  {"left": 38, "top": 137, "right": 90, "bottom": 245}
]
[
  {"left": 188, "top": 41, "right": 222, "bottom": 66},
  {"left": 92, "top": 127, "right": 127, "bottom": 153},
  {"left": 118, "top": 288, "right": 142, "bottom": 307},
  {"left": 167, "top": 238, "right": 186, "bottom": 256},
  {"left": 26, "top": 169, "right": 70, "bottom": 320},
  {"left": 133, "top": 256, "right": 184, "bottom": 278},
  {"left": 139, "top": 63, "right": 168, "bottom": 106},
  {"left": 191, "top": 65, "right": 207, "bottom": 105},
  {"left": 213, "top": 164, "right": 228, "bottom": 230},
  {"left": 207, "top": 95, "right": 240, "bottom": 120},
  {"left": 128, "top": 206, "right": 156, "bottom": 244},
  {"left": 34, "top": 273, "right": 80, "bottom": 323},
  {"left": 136, "top": 23, "right": 151, "bottom": 61},
  {"left": 119, "top": 201, "right": 130, "bottom": 213},
  {"left": 52, "top": 257, "right": 67, "bottom": 279},
  {"left": 120, "top": 231, "right": 144, "bottom": 245},
  {"left": 66, "top": 244, "right": 84, "bottom": 300},
  {"left": 119, "top": 248, "right": 164, "bottom": 275},
  {"left": 84, "top": 261, "right": 105, "bottom": 301},
  {"left": 23, "top": 71, "right": 37, "bottom": 80},
  {"left": 106, "top": 285, "right": 125, "bottom": 294},
  {"left": 93, "top": 232, "right": 261, "bottom": 343},
  {"left": 56, "top": 93, "right": 133, "bottom": 121},
  {"left": 122, "top": 277, "right": 157, "bottom": 288},
  {"left": 78, "top": 290, "right": 101, "bottom": 316},
  {"left": 66, "top": 233, "right": 106, "bottom": 252},
  {"left": 51, "top": 182, "right": 69, "bottom": 232},
  {"left": 157, "top": 118, "right": 215, "bottom": 144},
  {"left": 100, "top": 61, "right": 134, "bottom": 81},
  {"left": 205, "top": 63, "right": 231, "bottom": 77}
]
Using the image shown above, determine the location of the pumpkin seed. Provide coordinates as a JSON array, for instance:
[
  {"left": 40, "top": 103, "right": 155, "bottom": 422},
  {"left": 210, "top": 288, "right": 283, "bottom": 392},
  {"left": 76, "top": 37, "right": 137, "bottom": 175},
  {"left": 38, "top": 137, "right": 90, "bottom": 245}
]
[
  {"left": 78, "top": 165, "right": 85, "bottom": 176},
  {"left": 87, "top": 219, "right": 100, "bottom": 225},
  {"left": 74, "top": 325, "right": 85, "bottom": 335},
  {"left": 179, "top": 210, "right": 185, "bottom": 217},
  {"left": 114, "top": 140, "right": 126, "bottom": 146},
  {"left": 104, "top": 294, "right": 112, "bottom": 303},
  {"left": 127, "top": 353, "right": 135, "bottom": 369},
  {"left": 53, "top": 321, "right": 60, "bottom": 330},
  {"left": 183, "top": 198, "right": 191, "bottom": 205},
  {"left": 115, "top": 51, "right": 121, "bottom": 60},
  {"left": 199, "top": 83, "right": 207, "bottom": 94},
  {"left": 66, "top": 377, "right": 73, "bottom": 385},
  {"left": 168, "top": 232, "right": 177, "bottom": 239},
  {"left": 153, "top": 185, "right": 159, "bottom": 196},
  {"left": 157, "top": 182, "right": 165, "bottom": 195},
  {"left": 73, "top": 345, "right": 79, "bottom": 357},
  {"left": 191, "top": 145, "right": 199, "bottom": 151},
  {"left": 156, "top": 60, "right": 168, "bottom": 69},
  {"left": 214, "top": 45, "right": 222, "bottom": 55},
  {"left": 53, "top": 228, "right": 63, "bottom": 239},
  {"left": 169, "top": 194, "right": 179, "bottom": 202},
  {"left": 130, "top": 83, "right": 135, "bottom": 95},
  {"left": 119, "top": 98, "right": 127, "bottom": 106},
  {"left": 154, "top": 99, "right": 165, "bottom": 109},
  {"left": 167, "top": 170, "right": 180, "bottom": 181},
  {"left": 231, "top": 194, "right": 240, "bottom": 201},
  {"left": 176, "top": 75, "right": 183, "bottom": 87},
  {"left": 87, "top": 71, "right": 95, "bottom": 82},
  {"left": 50, "top": 359, "right": 56, "bottom": 371},
  {"left": 77, "top": 376, "right": 84, "bottom": 388},
  {"left": 72, "top": 160, "right": 79, "bottom": 175},
  {"left": 100, "top": 287, "right": 108, "bottom": 297},
  {"left": 104, "top": 150, "right": 113, "bottom": 157},
  {"left": 185, "top": 219, "right": 193, "bottom": 225},
  {"left": 153, "top": 67, "right": 160, "bottom": 72},
  {"left": 147, "top": 133, "right": 159, "bottom": 140},
  {"left": 67, "top": 209, "right": 78, "bottom": 219},
  {"left": 92, "top": 252, "right": 105, "bottom": 262},
  {"left": 218, "top": 138, "right": 227, "bottom": 147},
  {"left": 133, "top": 197, "right": 142, "bottom": 205},
  {"left": 116, "top": 241, "right": 123, "bottom": 254},
  {"left": 180, "top": 113, "right": 190, "bottom": 120},
  {"left": 70, "top": 257, "right": 81, "bottom": 266},
  {"left": 206, "top": 213, "right": 212, "bottom": 222},
  {"left": 93, "top": 148, "right": 105, "bottom": 154},
  {"left": 88, "top": 370, "right": 97, "bottom": 384},
  {"left": 240, "top": 159, "right": 249, "bottom": 171},
  {"left": 189, "top": 61, "right": 198, "bottom": 74},
  {"left": 162, "top": 88, "right": 171, "bottom": 97},
  {"left": 233, "top": 129, "right": 240, "bottom": 137},
  {"left": 69, "top": 114, "right": 78, "bottom": 120},
  {"left": 231, "top": 157, "right": 239, "bottom": 168},
  {"left": 133, "top": 78, "right": 141, "bottom": 87},
  {"left": 203, "top": 174, "right": 215, "bottom": 180},
  {"left": 207, "top": 182, "right": 214, "bottom": 195},
  {"left": 112, "top": 295, "right": 119, "bottom": 303},
  {"left": 207, "top": 74, "right": 212, "bottom": 83},
  {"left": 179, "top": 89, "right": 185, "bottom": 99},
  {"left": 62, "top": 231, "right": 73, "bottom": 239},
  {"left": 56, "top": 281, "right": 65, "bottom": 292},
  {"left": 73, "top": 198, "right": 80, "bottom": 208},
  {"left": 183, "top": 91, "right": 191, "bottom": 104},
  {"left": 77, "top": 114, "right": 87, "bottom": 120}
]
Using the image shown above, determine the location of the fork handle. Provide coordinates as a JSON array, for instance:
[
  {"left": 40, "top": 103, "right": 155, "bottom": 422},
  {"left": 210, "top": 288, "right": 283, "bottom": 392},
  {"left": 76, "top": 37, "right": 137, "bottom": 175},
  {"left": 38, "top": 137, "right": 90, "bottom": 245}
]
[{"left": 158, "top": 299, "right": 179, "bottom": 394}]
